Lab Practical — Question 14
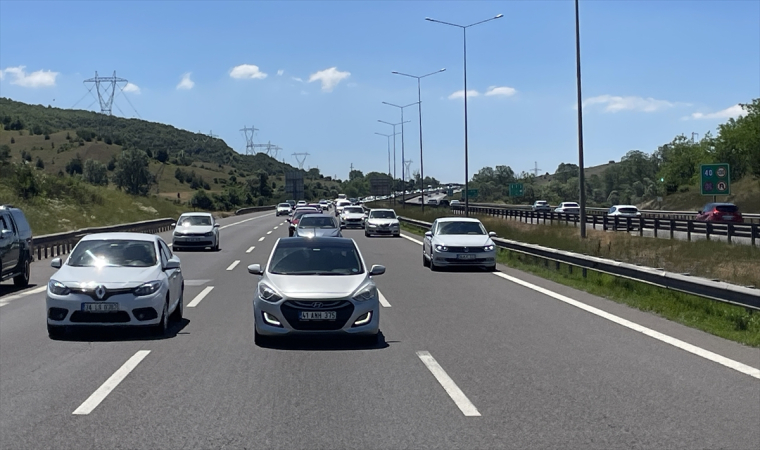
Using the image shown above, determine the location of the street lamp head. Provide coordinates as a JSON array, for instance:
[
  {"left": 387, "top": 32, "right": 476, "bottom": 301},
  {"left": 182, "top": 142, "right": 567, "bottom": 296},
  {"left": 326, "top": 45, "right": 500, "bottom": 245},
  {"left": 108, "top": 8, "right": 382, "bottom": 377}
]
[
  {"left": 391, "top": 71, "right": 399, "bottom": 74},
  {"left": 495, "top": 14, "right": 503, "bottom": 18},
  {"left": 439, "top": 68, "right": 446, "bottom": 72}
]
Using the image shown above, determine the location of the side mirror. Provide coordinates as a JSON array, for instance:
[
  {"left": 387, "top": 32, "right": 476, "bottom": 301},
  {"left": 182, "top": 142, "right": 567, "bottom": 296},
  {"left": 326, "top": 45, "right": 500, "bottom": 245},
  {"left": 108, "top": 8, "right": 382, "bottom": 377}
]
[
  {"left": 171, "top": 223, "right": 176, "bottom": 227},
  {"left": 213, "top": 223, "right": 220, "bottom": 228},
  {"left": 0, "top": 229, "right": 12, "bottom": 240},
  {"left": 164, "top": 259, "right": 181, "bottom": 270},
  {"left": 340, "top": 224, "right": 346, "bottom": 229},
  {"left": 369, "top": 265, "right": 386, "bottom": 276},
  {"left": 489, "top": 231, "right": 497, "bottom": 237},
  {"left": 248, "top": 264, "right": 263, "bottom": 275},
  {"left": 51, "top": 257, "right": 62, "bottom": 269},
  {"left": 424, "top": 231, "right": 432, "bottom": 238}
]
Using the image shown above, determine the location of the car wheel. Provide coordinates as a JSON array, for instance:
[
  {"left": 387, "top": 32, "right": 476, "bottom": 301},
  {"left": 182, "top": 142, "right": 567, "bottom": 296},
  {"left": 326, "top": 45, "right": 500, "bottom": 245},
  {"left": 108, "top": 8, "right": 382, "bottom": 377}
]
[
  {"left": 365, "top": 230, "right": 370, "bottom": 237},
  {"left": 430, "top": 258, "right": 438, "bottom": 271},
  {"left": 214, "top": 239, "right": 220, "bottom": 251},
  {"left": 153, "top": 299, "right": 169, "bottom": 336},
  {"left": 13, "top": 256, "right": 30, "bottom": 287},
  {"left": 422, "top": 252, "right": 429, "bottom": 267},
  {"left": 170, "top": 289, "right": 183, "bottom": 322},
  {"left": 47, "top": 324, "right": 66, "bottom": 339}
]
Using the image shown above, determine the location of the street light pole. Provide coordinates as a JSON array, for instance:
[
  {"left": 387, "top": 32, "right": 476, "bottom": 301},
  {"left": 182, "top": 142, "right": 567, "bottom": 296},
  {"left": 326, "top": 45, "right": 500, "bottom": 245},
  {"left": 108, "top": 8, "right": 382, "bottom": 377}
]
[
  {"left": 392, "top": 68, "right": 446, "bottom": 213},
  {"left": 574, "top": 0, "right": 587, "bottom": 238},
  {"left": 378, "top": 120, "right": 406, "bottom": 207},
  {"left": 382, "top": 102, "right": 417, "bottom": 209},
  {"left": 426, "top": 14, "right": 503, "bottom": 217},
  {"left": 374, "top": 132, "right": 395, "bottom": 180}
]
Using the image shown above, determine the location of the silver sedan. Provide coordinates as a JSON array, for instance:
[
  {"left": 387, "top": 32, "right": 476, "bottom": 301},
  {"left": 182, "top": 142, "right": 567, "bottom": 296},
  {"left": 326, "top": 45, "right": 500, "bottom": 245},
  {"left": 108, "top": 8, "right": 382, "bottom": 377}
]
[
  {"left": 422, "top": 217, "right": 497, "bottom": 271},
  {"left": 249, "top": 237, "right": 384, "bottom": 346}
]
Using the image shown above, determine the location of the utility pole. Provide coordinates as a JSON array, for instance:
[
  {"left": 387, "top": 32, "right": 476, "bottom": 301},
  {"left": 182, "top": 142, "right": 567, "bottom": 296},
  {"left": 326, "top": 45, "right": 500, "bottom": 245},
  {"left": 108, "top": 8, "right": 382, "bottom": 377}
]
[
  {"left": 240, "top": 125, "right": 259, "bottom": 155},
  {"left": 531, "top": 161, "right": 542, "bottom": 177},
  {"left": 293, "top": 152, "right": 310, "bottom": 170},
  {"left": 574, "top": 0, "right": 587, "bottom": 238},
  {"left": 83, "top": 71, "right": 129, "bottom": 115}
]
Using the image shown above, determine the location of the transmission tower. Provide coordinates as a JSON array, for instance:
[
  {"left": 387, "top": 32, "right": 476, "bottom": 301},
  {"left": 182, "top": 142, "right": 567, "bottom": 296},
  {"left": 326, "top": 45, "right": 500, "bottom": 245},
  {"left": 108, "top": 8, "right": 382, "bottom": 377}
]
[
  {"left": 83, "top": 71, "right": 129, "bottom": 115},
  {"left": 531, "top": 161, "right": 543, "bottom": 177},
  {"left": 240, "top": 125, "right": 259, "bottom": 155},
  {"left": 292, "top": 152, "right": 310, "bottom": 170},
  {"left": 403, "top": 159, "right": 413, "bottom": 181},
  {"left": 252, "top": 141, "right": 279, "bottom": 156}
]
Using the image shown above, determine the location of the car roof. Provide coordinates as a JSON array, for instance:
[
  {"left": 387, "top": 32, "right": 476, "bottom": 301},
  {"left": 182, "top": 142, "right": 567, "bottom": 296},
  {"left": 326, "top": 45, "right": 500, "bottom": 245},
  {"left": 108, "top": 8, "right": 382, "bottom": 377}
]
[
  {"left": 435, "top": 217, "right": 482, "bottom": 223},
  {"left": 276, "top": 236, "right": 357, "bottom": 249},
  {"left": 80, "top": 232, "right": 157, "bottom": 242},
  {"left": 613, "top": 205, "right": 638, "bottom": 208},
  {"left": 179, "top": 212, "right": 212, "bottom": 217},
  {"left": 369, "top": 208, "right": 395, "bottom": 212}
]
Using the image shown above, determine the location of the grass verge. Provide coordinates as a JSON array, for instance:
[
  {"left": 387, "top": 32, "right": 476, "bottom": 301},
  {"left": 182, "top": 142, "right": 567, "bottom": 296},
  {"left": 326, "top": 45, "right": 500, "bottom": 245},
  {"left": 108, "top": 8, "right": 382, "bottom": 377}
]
[{"left": 399, "top": 222, "right": 760, "bottom": 347}]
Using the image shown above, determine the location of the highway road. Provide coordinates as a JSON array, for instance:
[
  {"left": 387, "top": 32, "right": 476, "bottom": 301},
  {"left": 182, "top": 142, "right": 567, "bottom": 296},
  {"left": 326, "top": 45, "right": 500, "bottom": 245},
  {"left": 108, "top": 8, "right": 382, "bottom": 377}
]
[{"left": 1, "top": 209, "right": 759, "bottom": 449}]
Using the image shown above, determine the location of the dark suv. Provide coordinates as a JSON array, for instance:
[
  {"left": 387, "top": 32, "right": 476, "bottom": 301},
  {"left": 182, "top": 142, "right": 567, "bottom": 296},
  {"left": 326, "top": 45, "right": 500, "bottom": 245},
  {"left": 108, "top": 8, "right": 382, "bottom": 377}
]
[
  {"left": 0, "top": 205, "right": 33, "bottom": 286},
  {"left": 695, "top": 203, "right": 744, "bottom": 223}
]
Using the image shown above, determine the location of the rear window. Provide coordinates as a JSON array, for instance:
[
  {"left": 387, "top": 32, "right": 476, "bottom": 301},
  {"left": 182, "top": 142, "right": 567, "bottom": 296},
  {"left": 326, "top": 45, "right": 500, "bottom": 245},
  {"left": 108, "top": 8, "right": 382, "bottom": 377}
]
[
  {"left": 715, "top": 205, "right": 738, "bottom": 213},
  {"left": 618, "top": 207, "right": 638, "bottom": 214},
  {"left": 564, "top": 203, "right": 580, "bottom": 208},
  {"left": 9, "top": 209, "right": 32, "bottom": 237},
  {"left": 298, "top": 216, "right": 336, "bottom": 228}
]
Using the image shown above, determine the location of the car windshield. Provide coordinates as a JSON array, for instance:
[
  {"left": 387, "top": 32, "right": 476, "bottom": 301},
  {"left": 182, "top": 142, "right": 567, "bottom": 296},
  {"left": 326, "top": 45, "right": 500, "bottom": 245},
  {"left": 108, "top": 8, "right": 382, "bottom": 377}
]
[
  {"left": 438, "top": 221, "right": 486, "bottom": 235},
  {"left": 178, "top": 216, "right": 211, "bottom": 226},
  {"left": 68, "top": 240, "right": 157, "bottom": 268},
  {"left": 344, "top": 207, "right": 363, "bottom": 214},
  {"left": 294, "top": 209, "right": 320, "bottom": 219},
  {"left": 269, "top": 242, "right": 363, "bottom": 275},
  {"left": 278, "top": 203, "right": 290, "bottom": 208},
  {"left": 298, "top": 216, "right": 336, "bottom": 228},
  {"left": 563, "top": 203, "right": 580, "bottom": 208},
  {"left": 715, "top": 205, "right": 738, "bottom": 212},
  {"left": 536, "top": 201, "right": 547, "bottom": 205},
  {"left": 370, "top": 211, "right": 396, "bottom": 219}
]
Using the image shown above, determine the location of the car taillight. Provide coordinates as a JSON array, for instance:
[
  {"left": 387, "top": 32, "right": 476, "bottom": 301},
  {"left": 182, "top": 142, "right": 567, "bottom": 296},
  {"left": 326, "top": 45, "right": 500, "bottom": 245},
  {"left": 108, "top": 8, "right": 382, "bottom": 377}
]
[{"left": 712, "top": 210, "right": 721, "bottom": 215}]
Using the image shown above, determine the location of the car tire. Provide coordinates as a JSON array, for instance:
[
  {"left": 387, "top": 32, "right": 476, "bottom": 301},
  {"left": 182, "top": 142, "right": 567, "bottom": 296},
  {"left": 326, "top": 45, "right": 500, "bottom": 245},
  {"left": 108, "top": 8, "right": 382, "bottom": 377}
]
[
  {"left": 47, "top": 324, "right": 65, "bottom": 339},
  {"left": 170, "top": 289, "right": 183, "bottom": 322},
  {"left": 365, "top": 230, "right": 370, "bottom": 237},
  {"left": 153, "top": 299, "right": 169, "bottom": 336},
  {"left": 430, "top": 257, "right": 439, "bottom": 271},
  {"left": 13, "top": 256, "right": 30, "bottom": 287}
]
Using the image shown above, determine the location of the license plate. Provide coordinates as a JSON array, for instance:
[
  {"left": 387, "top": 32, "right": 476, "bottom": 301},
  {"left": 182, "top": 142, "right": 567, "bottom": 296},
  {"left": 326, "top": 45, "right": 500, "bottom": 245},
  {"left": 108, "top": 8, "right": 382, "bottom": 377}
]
[
  {"left": 82, "top": 303, "right": 118, "bottom": 313},
  {"left": 457, "top": 254, "right": 476, "bottom": 260},
  {"left": 723, "top": 215, "right": 734, "bottom": 220},
  {"left": 188, "top": 237, "right": 201, "bottom": 241},
  {"left": 299, "top": 311, "right": 336, "bottom": 320}
]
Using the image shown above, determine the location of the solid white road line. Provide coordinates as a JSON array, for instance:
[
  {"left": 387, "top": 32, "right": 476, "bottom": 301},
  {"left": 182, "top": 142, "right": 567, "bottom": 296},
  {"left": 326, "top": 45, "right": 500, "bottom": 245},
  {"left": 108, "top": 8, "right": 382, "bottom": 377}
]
[
  {"left": 492, "top": 272, "right": 760, "bottom": 380},
  {"left": 219, "top": 213, "right": 274, "bottom": 230},
  {"left": 246, "top": 246, "right": 255, "bottom": 253},
  {"left": 378, "top": 290, "right": 391, "bottom": 308},
  {"left": 187, "top": 286, "right": 214, "bottom": 308},
  {"left": 226, "top": 260, "right": 240, "bottom": 271},
  {"left": 416, "top": 351, "right": 481, "bottom": 417},
  {"left": 0, "top": 285, "right": 47, "bottom": 308},
  {"left": 267, "top": 231, "right": 272, "bottom": 235},
  {"left": 258, "top": 237, "right": 265, "bottom": 242},
  {"left": 401, "top": 234, "right": 424, "bottom": 246},
  {"left": 72, "top": 350, "right": 151, "bottom": 415}
]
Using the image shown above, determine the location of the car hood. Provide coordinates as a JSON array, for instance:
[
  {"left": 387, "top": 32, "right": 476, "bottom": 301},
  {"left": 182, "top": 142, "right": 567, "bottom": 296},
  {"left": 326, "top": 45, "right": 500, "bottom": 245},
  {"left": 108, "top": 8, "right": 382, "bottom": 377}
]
[
  {"left": 295, "top": 228, "right": 342, "bottom": 238},
  {"left": 367, "top": 218, "right": 398, "bottom": 226},
  {"left": 342, "top": 213, "right": 365, "bottom": 219},
  {"left": 267, "top": 274, "right": 367, "bottom": 299},
  {"left": 175, "top": 225, "right": 213, "bottom": 234},
  {"left": 53, "top": 265, "right": 161, "bottom": 289},
  {"left": 433, "top": 235, "right": 493, "bottom": 247}
]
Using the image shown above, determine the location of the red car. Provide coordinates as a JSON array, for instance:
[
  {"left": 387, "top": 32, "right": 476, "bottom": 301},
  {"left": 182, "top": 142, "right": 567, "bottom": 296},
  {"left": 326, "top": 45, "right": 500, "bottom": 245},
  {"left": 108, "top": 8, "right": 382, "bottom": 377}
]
[{"left": 695, "top": 203, "right": 743, "bottom": 223}]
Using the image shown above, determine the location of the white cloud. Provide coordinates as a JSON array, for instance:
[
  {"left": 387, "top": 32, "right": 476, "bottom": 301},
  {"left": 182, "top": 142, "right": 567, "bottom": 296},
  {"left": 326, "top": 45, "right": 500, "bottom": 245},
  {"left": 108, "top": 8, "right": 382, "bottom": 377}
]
[
  {"left": 176, "top": 72, "right": 195, "bottom": 90},
  {"left": 230, "top": 64, "right": 267, "bottom": 79},
  {"left": 448, "top": 89, "right": 480, "bottom": 100},
  {"left": 277, "top": 69, "right": 284, "bottom": 76},
  {"left": 485, "top": 86, "right": 516, "bottom": 97},
  {"left": 123, "top": 82, "right": 141, "bottom": 94},
  {"left": 688, "top": 104, "right": 745, "bottom": 120},
  {"left": 292, "top": 76, "right": 304, "bottom": 83},
  {"left": 582, "top": 94, "right": 674, "bottom": 113},
  {"left": 1, "top": 66, "right": 59, "bottom": 88},
  {"left": 308, "top": 67, "right": 351, "bottom": 92}
]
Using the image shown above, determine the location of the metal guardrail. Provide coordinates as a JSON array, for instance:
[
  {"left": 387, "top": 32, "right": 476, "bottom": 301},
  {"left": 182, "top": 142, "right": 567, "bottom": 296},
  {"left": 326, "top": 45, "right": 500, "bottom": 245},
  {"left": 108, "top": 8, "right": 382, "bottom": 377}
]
[
  {"left": 398, "top": 216, "right": 760, "bottom": 311},
  {"left": 234, "top": 205, "right": 276, "bottom": 215},
  {"left": 449, "top": 205, "right": 760, "bottom": 246},
  {"left": 32, "top": 218, "right": 176, "bottom": 262}
]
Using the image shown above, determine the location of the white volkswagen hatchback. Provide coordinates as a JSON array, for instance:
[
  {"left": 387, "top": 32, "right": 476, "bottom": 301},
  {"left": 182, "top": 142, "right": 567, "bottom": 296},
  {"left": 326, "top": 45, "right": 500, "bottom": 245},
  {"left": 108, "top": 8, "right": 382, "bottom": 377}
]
[
  {"left": 46, "top": 232, "right": 184, "bottom": 338},
  {"left": 172, "top": 212, "right": 220, "bottom": 251}
]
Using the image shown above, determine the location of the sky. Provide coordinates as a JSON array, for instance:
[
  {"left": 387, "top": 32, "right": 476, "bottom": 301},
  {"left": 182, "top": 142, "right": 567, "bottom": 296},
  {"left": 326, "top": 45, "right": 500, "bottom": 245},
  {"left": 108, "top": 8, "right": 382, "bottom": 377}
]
[{"left": 1, "top": 0, "right": 758, "bottom": 183}]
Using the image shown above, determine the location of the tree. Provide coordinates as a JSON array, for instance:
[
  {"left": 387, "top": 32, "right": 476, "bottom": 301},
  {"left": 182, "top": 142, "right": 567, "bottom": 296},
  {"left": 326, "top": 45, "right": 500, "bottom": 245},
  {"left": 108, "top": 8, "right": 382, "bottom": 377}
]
[
  {"left": 35, "top": 157, "right": 45, "bottom": 169},
  {"left": 10, "top": 137, "right": 15, "bottom": 144},
  {"left": 190, "top": 190, "right": 214, "bottom": 210},
  {"left": 107, "top": 156, "right": 116, "bottom": 171},
  {"left": 65, "top": 154, "right": 83, "bottom": 175},
  {"left": 0, "top": 145, "right": 10, "bottom": 165},
  {"left": 156, "top": 148, "right": 169, "bottom": 163},
  {"left": 83, "top": 159, "right": 109, "bottom": 186},
  {"left": 258, "top": 172, "right": 272, "bottom": 198},
  {"left": 349, "top": 169, "right": 364, "bottom": 181},
  {"left": 114, "top": 149, "right": 154, "bottom": 195},
  {"left": 13, "top": 163, "right": 41, "bottom": 199}
]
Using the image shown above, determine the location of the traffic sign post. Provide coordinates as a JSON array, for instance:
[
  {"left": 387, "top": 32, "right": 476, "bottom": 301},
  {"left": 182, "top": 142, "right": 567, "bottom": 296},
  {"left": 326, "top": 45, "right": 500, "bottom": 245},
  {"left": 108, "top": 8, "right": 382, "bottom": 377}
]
[
  {"left": 509, "top": 183, "right": 524, "bottom": 197},
  {"left": 700, "top": 163, "right": 730, "bottom": 197}
]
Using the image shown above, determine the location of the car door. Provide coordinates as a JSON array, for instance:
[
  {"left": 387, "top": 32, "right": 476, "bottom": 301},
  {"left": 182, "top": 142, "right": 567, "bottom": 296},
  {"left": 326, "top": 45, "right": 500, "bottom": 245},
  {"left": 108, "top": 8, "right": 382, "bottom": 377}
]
[
  {"left": 424, "top": 220, "right": 437, "bottom": 257},
  {"left": 0, "top": 213, "right": 19, "bottom": 273},
  {"left": 158, "top": 240, "right": 180, "bottom": 308}
]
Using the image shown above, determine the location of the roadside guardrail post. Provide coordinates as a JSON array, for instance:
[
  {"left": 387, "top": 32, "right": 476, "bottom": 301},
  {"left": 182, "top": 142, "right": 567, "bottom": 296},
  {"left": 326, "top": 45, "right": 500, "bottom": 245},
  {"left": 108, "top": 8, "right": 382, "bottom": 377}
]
[
  {"left": 687, "top": 221, "right": 693, "bottom": 241},
  {"left": 728, "top": 224, "right": 733, "bottom": 244}
]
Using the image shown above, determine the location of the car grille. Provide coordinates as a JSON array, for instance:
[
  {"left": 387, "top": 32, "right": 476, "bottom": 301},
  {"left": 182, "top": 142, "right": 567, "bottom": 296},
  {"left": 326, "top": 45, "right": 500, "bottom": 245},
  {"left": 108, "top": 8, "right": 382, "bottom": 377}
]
[
  {"left": 177, "top": 233, "right": 207, "bottom": 237},
  {"left": 446, "top": 246, "right": 486, "bottom": 253},
  {"left": 443, "top": 257, "right": 489, "bottom": 263},
  {"left": 281, "top": 300, "right": 354, "bottom": 330},
  {"left": 73, "top": 288, "right": 134, "bottom": 301},
  {"left": 70, "top": 311, "right": 131, "bottom": 323},
  {"left": 346, "top": 218, "right": 363, "bottom": 223}
]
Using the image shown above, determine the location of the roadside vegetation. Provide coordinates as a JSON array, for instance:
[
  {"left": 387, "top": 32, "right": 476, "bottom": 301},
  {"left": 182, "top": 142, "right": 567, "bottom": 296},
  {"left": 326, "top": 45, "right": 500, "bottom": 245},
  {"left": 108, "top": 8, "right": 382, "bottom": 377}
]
[{"left": 394, "top": 215, "right": 760, "bottom": 348}]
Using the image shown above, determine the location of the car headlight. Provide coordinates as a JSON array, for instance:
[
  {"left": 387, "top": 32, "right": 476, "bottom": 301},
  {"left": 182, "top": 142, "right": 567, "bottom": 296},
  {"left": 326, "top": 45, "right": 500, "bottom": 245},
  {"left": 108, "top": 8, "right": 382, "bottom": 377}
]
[
  {"left": 134, "top": 281, "right": 162, "bottom": 296},
  {"left": 484, "top": 245, "right": 495, "bottom": 251},
  {"left": 48, "top": 280, "right": 70, "bottom": 295},
  {"left": 258, "top": 283, "right": 282, "bottom": 303},
  {"left": 434, "top": 244, "right": 448, "bottom": 252},
  {"left": 352, "top": 283, "right": 376, "bottom": 302},
  {"left": 391, "top": 222, "right": 399, "bottom": 227},
  {"left": 204, "top": 232, "right": 214, "bottom": 237}
]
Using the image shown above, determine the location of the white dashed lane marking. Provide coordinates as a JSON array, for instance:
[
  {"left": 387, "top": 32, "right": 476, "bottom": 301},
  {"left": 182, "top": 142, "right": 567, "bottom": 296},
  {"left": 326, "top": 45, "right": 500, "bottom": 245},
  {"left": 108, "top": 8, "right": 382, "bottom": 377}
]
[
  {"left": 246, "top": 246, "right": 255, "bottom": 253},
  {"left": 73, "top": 350, "right": 151, "bottom": 415},
  {"left": 258, "top": 237, "right": 266, "bottom": 242},
  {"left": 378, "top": 290, "right": 391, "bottom": 308},
  {"left": 267, "top": 231, "right": 272, "bottom": 235},
  {"left": 226, "top": 260, "right": 240, "bottom": 271},
  {"left": 416, "top": 351, "right": 481, "bottom": 417},
  {"left": 187, "top": 286, "right": 214, "bottom": 308}
]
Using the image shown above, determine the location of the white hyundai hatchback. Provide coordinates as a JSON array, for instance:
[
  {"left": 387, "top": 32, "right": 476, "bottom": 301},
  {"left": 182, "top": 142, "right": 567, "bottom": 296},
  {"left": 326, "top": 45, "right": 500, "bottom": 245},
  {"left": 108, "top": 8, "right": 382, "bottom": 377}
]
[{"left": 46, "top": 232, "right": 184, "bottom": 338}]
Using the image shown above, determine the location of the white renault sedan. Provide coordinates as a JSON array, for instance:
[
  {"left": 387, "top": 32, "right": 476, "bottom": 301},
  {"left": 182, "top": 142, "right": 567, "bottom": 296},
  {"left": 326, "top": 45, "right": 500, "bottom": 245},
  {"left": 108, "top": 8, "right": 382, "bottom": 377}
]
[
  {"left": 46, "top": 232, "right": 184, "bottom": 338},
  {"left": 172, "top": 212, "right": 220, "bottom": 251},
  {"left": 422, "top": 217, "right": 497, "bottom": 271}
]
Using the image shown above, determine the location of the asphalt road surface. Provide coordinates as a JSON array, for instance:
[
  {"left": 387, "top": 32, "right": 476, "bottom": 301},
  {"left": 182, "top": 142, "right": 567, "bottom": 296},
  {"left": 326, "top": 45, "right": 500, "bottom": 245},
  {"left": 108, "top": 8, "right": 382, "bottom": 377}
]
[{"left": 1, "top": 210, "right": 759, "bottom": 449}]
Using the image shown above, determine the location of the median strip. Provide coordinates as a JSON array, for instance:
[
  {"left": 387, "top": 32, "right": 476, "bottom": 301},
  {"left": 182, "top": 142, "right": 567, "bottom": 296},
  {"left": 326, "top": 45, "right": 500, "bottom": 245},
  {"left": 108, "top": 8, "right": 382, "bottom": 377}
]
[
  {"left": 73, "top": 350, "right": 150, "bottom": 415},
  {"left": 492, "top": 272, "right": 760, "bottom": 379},
  {"left": 416, "top": 351, "right": 481, "bottom": 417},
  {"left": 187, "top": 286, "right": 214, "bottom": 308}
]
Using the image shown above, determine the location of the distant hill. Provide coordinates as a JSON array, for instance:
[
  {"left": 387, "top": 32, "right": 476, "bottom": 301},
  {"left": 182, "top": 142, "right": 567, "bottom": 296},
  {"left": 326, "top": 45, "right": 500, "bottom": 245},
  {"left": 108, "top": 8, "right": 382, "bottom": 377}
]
[
  {"left": 0, "top": 98, "right": 297, "bottom": 178},
  {"left": 533, "top": 160, "right": 617, "bottom": 186}
]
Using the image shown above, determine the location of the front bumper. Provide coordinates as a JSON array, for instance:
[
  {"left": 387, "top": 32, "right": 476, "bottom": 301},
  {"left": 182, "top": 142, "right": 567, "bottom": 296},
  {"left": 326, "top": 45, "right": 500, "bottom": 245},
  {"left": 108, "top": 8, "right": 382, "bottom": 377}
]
[
  {"left": 342, "top": 219, "right": 365, "bottom": 228},
  {"left": 366, "top": 224, "right": 400, "bottom": 235},
  {"left": 254, "top": 297, "right": 379, "bottom": 337},
  {"left": 431, "top": 250, "right": 495, "bottom": 267},
  {"left": 46, "top": 291, "right": 165, "bottom": 326},
  {"left": 173, "top": 235, "right": 215, "bottom": 248}
]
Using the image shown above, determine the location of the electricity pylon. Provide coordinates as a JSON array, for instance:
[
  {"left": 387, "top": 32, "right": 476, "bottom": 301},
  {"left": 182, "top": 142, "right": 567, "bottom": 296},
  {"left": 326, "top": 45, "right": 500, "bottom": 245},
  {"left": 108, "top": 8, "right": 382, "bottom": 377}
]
[
  {"left": 240, "top": 125, "right": 259, "bottom": 155},
  {"left": 403, "top": 159, "right": 413, "bottom": 181},
  {"left": 292, "top": 152, "right": 310, "bottom": 170},
  {"left": 83, "top": 71, "right": 128, "bottom": 115}
]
